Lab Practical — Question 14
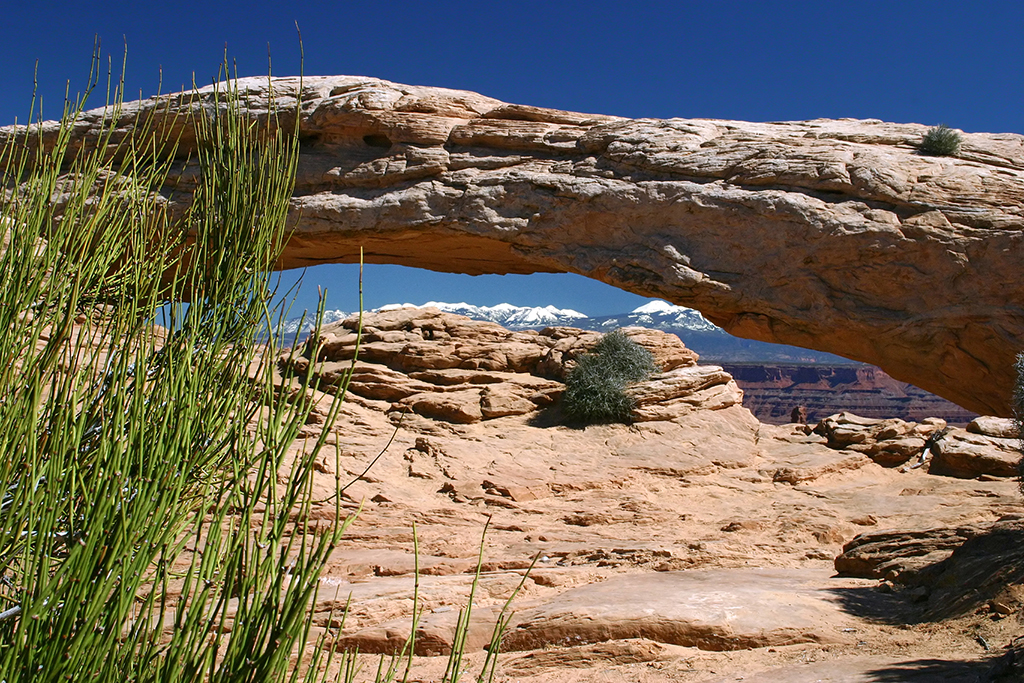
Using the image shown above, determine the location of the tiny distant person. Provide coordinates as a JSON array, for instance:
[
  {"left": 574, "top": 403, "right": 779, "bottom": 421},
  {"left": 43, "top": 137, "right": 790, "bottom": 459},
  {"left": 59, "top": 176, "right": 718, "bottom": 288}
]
[{"left": 790, "top": 406, "right": 808, "bottom": 424}]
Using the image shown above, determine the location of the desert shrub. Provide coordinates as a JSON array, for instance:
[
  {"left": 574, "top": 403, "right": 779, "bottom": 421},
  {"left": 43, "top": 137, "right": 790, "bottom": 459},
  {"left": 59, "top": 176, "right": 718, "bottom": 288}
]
[
  {"left": 561, "top": 330, "right": 660, "bottom": 425},
  {"left": 919, "top": 124, "right": 962, "bottom": 156}
]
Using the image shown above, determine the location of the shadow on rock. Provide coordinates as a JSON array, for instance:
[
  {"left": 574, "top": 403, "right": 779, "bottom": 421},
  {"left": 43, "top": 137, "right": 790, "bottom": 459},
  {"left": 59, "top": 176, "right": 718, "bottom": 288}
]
[
  {"left": 833, "top": 515, "right": 1024, "bottom": 623},
  {"left": 824, "top": 585, "right": 919, "bottom": 626},
  {"left": 865, "top": 657, "right": 995, "bottom": 683}
]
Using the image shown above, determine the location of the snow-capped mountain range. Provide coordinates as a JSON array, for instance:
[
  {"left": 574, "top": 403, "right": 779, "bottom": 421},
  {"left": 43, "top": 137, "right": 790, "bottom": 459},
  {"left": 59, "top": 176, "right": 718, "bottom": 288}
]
[
  {"left": 280, "top": 300, "right": 712, "bottom": 335},
  {"left": 596, "top": 299, "right": 719, "bottom": 333},
  {"left": 279, "top": 300, "right": 850, "bottom": 364},
  {"left": 378, "top": 301, "right": 589, "bottom": 328}
]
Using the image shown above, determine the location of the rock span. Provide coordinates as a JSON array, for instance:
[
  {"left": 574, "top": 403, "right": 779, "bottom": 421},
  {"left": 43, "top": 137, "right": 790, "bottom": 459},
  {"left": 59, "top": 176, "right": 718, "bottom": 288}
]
[{"left": 8, "top": 76, "right": 1024, "bottom": 415}]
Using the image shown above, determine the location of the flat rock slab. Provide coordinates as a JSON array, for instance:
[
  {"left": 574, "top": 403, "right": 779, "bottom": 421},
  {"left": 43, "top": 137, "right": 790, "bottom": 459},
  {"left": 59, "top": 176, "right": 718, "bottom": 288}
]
[
  {"left": 705, "top": 656, "right": 988, "bottom": 682},
  {"left": 502, "top": 568, "right": 858, "bottom": 652}
]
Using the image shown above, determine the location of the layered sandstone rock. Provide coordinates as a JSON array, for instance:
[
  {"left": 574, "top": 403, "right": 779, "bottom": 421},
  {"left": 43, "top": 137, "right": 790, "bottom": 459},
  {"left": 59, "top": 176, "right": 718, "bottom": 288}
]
[
  {"left": 814, "top": 412, "right": 948, "bottom": 468},
  {"left": 259, "top": 312, "right": 1024, "bottom": 680},
  {"left": 8, "top": 76, "right": 1023, "bottom": 415},
  {"left": 812, "top": 411, "right": 1021, "bottom": 479},
  {"left": 928, "top": 428, "right": 1021, "bottom": 479},
  {"left": 284, "top": 307, "right": 737, "bottom": 424},
  {"left": 836, "top": 516, "right": 1024, "bottom": 623}
]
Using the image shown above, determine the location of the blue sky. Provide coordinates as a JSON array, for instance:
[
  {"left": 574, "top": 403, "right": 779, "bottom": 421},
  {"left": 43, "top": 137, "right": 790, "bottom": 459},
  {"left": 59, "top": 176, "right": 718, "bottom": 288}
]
[{"left": 4, "top": 1, "right": 1023, "bottom": 316}]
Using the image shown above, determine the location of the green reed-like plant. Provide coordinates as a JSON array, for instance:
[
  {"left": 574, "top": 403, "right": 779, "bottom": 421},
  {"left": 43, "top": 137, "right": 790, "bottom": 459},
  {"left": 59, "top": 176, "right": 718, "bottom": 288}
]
[
  {"left": 0, "top": 53, "right": 527, "bottom": 683},
  {"left": 0, "top": 56, "right": 355, "bottom": 682}
]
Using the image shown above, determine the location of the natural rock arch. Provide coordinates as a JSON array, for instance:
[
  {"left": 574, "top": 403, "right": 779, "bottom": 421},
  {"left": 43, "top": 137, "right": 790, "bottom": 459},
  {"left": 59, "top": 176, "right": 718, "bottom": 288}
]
[{"left": 8, "top": 76, "right": 1024, "bottom": 416}]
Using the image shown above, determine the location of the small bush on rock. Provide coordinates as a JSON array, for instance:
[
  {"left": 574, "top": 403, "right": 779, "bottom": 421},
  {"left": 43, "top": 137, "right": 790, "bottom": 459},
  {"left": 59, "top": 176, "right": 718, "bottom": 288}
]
[
  {"left": 919, "top": 124, "right": 962, "bottom": 156},
  {"left": 562, "top": 330, "right": 660, "bottom": 425}
]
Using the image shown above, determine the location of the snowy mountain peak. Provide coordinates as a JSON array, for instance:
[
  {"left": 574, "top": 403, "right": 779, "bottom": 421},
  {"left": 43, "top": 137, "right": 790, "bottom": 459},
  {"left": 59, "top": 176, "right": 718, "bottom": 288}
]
[
  {"left": 631, "top": 300, "right": 679, "bottom": 314},
  {"left": 277, "top": 299, "right": 846, "bottom": 363},
  {"left": 377, "top": 301, "right": 587, "bottom": 327}
]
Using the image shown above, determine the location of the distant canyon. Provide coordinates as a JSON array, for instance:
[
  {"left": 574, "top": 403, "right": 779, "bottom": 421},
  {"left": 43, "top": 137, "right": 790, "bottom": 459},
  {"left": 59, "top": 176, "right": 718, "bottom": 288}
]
[{"left": 722, "top": 363, "right": 978, "bottom": 426}]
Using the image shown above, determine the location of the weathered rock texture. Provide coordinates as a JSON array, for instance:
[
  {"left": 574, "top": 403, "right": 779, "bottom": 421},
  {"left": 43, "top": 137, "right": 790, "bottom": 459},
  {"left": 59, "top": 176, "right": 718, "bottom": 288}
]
[
  {"left": 7, "top": 76, "right": 1024, "bottom": 415},
  {"left": 812, "top": 411, "right": 1021, "bottom": 479},
  {"left": 836, "top": 516, "right": 1024, "bottom": 622},
  {"left": 285, "top": 307, "right": 739, "bottom": 424},
  {"left": 263, "top": 313, "right": 1024, "bottom": 681},
  {"left": 100, "top": 304, "right": 1015, "bottom": 681}
]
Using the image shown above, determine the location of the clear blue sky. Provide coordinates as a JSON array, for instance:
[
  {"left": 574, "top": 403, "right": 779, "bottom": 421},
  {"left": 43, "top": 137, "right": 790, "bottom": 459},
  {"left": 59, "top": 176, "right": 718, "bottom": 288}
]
[{"left": 4, "top": 1, "right": 1022, "bottom": 316}]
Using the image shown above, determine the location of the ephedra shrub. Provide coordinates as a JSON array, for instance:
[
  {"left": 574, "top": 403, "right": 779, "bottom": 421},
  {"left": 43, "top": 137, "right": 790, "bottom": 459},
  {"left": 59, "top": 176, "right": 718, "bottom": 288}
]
[
  {"left": 918, "top": 124, "right": 963, "bottom": 157},
  {"left": 561, "top": 329, "right": 660, "bottom": 425},
  {"left": 0, "top": 58, "right": 353, "bottom": 681}
]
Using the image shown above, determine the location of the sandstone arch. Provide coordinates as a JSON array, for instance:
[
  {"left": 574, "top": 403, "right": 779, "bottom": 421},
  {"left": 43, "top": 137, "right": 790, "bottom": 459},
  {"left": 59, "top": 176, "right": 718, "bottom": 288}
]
[{"left": 7, "top": 76, "right": 1024, "bottom": 416}]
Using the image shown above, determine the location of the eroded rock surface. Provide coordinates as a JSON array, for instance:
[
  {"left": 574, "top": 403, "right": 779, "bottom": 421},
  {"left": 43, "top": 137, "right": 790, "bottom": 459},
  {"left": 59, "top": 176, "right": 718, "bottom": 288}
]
[
  {"left": 836, "top": 516, "right": 1024, "bottom": 623},
  {"left": 814, "top": 412, "right": 947, "bottom": 468},
  {"left": 811, "top": 411, "right": 1020, "bottom": 480},
  {"left": 501, "top": 569, "right": 856, "bottom": 652},
  {"left": 258, "top": 314, "right": 1024, "bottom": 681},
  {"left": 285, "top": 307, "right": 735, "bottom": 424},
  {"left": 8, "top": 76, "right": 1024, "bottom": 414}
]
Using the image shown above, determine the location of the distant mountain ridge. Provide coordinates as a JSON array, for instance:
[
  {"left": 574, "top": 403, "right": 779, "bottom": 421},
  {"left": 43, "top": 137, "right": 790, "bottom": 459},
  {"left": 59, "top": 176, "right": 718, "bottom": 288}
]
[
  {"left": 280, "top": 300, "right": 852, "bottom": 364},
  {"left": 378, "top": 301, "right": 588, "bottom": 328}
]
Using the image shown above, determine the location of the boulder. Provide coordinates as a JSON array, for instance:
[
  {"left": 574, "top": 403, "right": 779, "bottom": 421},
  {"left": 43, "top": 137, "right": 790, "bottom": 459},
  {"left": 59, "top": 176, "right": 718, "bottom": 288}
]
[
  {"left": 928, "top": 428, "right": 1020, "bottom": 479},
  {"left": 967, "top": 415, "right": 1018, "bottom": 439},
  {"left": 618, "top": 327, "right": 699, "bottom": 371},
  {"left": 814, "top": 412, "right": 944, "bottom": 467},
  {"left": 834, "top": 527, "right": 974, "bottom": 580},
  {"left": 835, "top": 516, "right": 1024, "bottom": 622},
  {"left": 629, "top": 366, "right": 743, "bottom": 421}
]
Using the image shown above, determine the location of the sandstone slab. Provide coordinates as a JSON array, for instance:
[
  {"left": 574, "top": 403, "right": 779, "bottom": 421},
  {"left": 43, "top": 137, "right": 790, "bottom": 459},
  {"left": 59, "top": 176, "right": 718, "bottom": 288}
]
[
  {"left": 705, "top": 657, "right": 988, "bottom": 683},
  {"left": 501, "top": 569, "right": 856, "bottom": 652},
  {"left": 335, "top": 605, "right": 503, "bottom": 656},
  {"left": 502, "top": 639, "right": 667, "bottom": 675}
]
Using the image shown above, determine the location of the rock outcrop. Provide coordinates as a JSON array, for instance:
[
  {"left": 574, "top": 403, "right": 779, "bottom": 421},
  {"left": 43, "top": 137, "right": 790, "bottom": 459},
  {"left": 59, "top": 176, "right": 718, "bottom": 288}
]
[
  {"left": 267, "top": 314, "right": 1024, "bottom": 679},
  {"left": 7, "top": 76, "right": 1023, "bottom": 416},
  {"left": 813, "top": 411, "right": 1020, "bottom": 478},
  {"left": 284, "top": 307, "right": 739, "bottom": 424},
  {"left": 836, "top": 516, "right": 1024, "bottom": 622}
]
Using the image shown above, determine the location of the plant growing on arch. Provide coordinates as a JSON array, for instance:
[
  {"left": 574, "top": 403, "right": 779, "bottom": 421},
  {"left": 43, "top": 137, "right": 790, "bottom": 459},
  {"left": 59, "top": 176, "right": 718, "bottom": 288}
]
[{"left": 918, "top": 124, "right": 962, "bottom": 156}]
